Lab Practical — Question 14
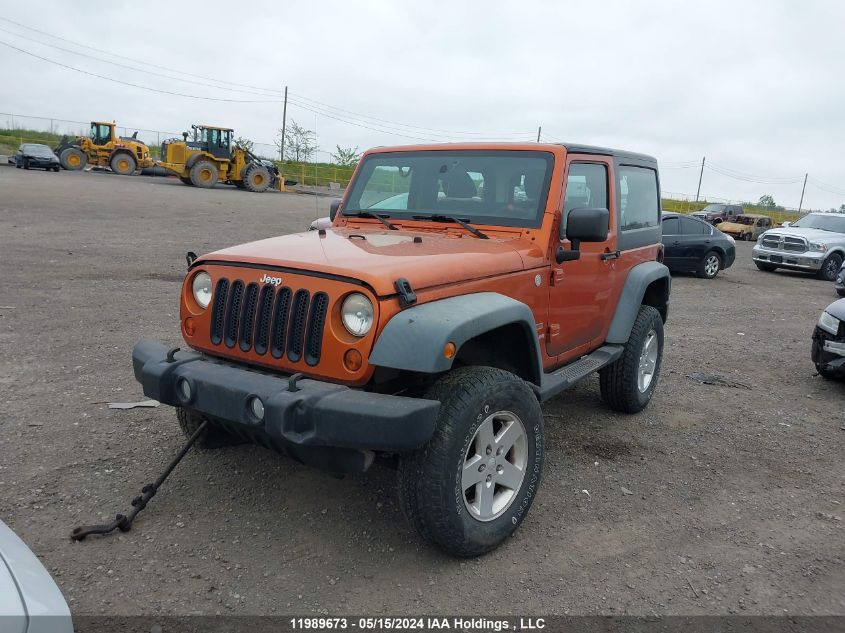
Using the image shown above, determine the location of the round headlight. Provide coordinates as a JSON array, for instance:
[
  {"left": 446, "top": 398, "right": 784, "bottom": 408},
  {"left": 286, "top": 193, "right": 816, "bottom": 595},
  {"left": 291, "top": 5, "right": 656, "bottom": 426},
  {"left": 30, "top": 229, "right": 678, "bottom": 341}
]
[
  {"left": 191, "top": 271, "right": 212, "bottom": 309},
  {"left": 341, "top": 293, "right": 374, "bottom": 337}
]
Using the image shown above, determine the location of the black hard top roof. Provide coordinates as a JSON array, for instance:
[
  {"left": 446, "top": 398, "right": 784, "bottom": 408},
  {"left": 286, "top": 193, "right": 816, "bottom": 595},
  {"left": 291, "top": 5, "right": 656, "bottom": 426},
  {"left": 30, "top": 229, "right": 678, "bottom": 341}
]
[{"left": 559, "top": 143, "right": 657, "bottom": 164}]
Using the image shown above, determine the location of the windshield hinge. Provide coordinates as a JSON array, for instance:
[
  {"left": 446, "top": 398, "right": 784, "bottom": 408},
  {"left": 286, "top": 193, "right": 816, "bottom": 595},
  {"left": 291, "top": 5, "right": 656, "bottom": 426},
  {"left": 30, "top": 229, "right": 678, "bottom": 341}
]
[{"left": 394, "top": 278, "right": 417, "bottom": 308}]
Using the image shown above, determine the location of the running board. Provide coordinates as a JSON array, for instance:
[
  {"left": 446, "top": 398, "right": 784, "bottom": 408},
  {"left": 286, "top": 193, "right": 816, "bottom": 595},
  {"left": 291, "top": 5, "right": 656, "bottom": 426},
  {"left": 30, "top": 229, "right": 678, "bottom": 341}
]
[{"left": 535, "top": 345, "right": 624, "bottom": 402}]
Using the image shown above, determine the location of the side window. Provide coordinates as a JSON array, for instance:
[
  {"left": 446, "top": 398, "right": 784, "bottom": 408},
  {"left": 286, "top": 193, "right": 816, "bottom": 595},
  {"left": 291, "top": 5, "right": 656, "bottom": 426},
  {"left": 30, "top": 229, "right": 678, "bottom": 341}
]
[
  {"left": 680, "top": 216, "right": 708, "bottom": 235},
  {"left": 618, "top": 166, "right": 659, "bottom": 231},
  {"left": 662, "top": 216, "right": 680, "bottom": 235},
  {"left": 564, "top": 163, "right": 608, "bottom": 214}
]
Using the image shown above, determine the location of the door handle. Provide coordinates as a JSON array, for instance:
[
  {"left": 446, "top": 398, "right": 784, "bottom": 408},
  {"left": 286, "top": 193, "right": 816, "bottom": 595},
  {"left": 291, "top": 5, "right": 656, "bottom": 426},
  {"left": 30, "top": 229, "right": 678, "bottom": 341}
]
[
  {"left": 672, "top": 240, "right": 681, "bottom": 245},
  {"left": 600, "top": 250, "right": 621, "bottom": 261}
]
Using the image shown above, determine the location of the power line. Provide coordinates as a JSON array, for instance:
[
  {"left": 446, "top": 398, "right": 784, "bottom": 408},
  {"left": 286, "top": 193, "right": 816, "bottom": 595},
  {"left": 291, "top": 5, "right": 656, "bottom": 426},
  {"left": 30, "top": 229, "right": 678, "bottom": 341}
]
[
  {"left": 288, "top": 92, "right": 535, "bottom": 137},
  {"left": 0, "top": 25, "right": 283, "bottom": 98},
  {"left": 0, "top": 40, "right": 283, "bottom": 103},
  {"left": 0, "top": 17, "right": 538, "bottom": 139},
  {"left": 0, "top": 16, "right": 286, "bottom": 95}
]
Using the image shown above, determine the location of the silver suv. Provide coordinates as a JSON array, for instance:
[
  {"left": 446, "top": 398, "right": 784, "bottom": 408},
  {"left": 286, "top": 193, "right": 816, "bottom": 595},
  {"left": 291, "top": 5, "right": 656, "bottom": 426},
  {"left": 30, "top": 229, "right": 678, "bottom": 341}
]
[{"left": 752, "top": 212, "right": 845, "bottom": 281}]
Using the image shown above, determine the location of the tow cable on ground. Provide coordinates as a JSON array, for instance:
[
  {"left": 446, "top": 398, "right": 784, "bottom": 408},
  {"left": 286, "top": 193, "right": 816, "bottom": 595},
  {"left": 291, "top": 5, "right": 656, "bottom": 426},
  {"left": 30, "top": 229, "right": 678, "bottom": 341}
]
[{"left": 70, "top": 420, "right": 208, "bottom": 542}]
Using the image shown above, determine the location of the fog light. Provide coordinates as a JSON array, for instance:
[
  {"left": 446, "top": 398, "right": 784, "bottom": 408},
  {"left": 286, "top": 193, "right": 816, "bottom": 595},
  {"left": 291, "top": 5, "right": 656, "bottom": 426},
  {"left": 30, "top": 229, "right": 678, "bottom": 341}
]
[
  {"left": 249, "top": 396, "right": 265, "bottom": 420},
  {"left": 177, "top": 378, "right": 192, "bottom": 402},
  {"left": 343, "top": 349, "right": 363, "bottom": 372}
]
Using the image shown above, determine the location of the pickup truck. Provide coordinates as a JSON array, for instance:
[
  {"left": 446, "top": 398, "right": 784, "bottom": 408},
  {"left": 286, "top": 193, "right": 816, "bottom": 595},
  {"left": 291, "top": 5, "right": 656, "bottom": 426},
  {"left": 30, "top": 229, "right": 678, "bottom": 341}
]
[{"left": 752, "top": 212, "right": 845, "bottom": 281}]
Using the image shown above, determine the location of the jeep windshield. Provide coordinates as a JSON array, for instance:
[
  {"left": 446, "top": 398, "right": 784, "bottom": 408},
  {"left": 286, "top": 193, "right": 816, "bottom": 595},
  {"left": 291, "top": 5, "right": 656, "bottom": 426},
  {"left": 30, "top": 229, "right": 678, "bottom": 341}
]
[
  {"left": 790, "top": 214, "right": 845, "bottom": 233},
  {"left": 343, "top": 150, "right": 554, "bottom": 228}
]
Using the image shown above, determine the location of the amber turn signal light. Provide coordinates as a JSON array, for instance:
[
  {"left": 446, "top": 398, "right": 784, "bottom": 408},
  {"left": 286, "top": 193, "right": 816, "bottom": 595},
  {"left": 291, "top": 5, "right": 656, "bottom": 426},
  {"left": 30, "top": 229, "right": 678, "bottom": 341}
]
[
  {"left": 183, "top": 317, "right": 197, "bottom": 337},
  {"left": 343, "top": 349, "right": 363, "bottom": 372},
  {"left": 444, "top": 342, "right": 456, "bottom": 359}
]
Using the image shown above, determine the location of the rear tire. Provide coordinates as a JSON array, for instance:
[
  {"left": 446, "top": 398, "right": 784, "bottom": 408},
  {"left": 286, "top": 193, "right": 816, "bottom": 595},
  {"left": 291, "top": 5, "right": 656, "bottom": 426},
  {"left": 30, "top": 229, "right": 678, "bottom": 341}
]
[
  {"left": 176, "top": 407, "right": 244, "bottom": 449},
  {"left": 110, "top": 152, "right": 136, "bottom": 175},
  {"left": 599, "top": 305, "right": 664, "bottom": 413},
  {"left": 816, "top": 253, "right": 843, "bottom": 282},
  {"left": 398, "top": 366, "right": 544, "bottom": 557},
  {"left": 242, "top": 163, "right": 272, "bottom": 192},
  {"left": 22, "top": 158, "right": 30, "bottom": 170},
  {"left": 60, "top": 147, "right": 87, "bottom": 170},
  {"left": 190, "top": 160, "right": 219, "bottom": 188},
  {"left": 697, "top": 250, "right": 722, "bottom": 279}
]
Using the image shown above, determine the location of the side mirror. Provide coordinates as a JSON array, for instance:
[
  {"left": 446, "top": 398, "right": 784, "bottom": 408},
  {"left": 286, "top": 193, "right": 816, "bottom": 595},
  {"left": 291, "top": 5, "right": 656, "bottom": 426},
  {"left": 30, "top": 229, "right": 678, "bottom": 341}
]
[
  {"left": 557, "top": 207, "right": 610, "bottom": 263},
  {"left": 329, "top": 199, "right": 342, "bottom": 221}
]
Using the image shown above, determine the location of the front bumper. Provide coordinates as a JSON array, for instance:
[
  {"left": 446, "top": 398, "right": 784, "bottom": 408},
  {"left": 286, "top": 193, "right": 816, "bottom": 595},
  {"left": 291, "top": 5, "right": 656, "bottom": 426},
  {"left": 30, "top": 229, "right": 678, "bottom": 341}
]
[
  {"left": 133, "top": 340, "right": 440, "bottom": 470},
  {"left": 811, "top": 327, "right": 845, "bottom": 375},
  {"left": 752, "top": 245, "right": 824, "bottom": 271}
]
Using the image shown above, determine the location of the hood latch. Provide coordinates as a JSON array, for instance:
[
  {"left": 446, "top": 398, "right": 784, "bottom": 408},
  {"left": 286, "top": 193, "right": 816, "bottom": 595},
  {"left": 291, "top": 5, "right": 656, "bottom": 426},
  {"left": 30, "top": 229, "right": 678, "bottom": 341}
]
[{"left": 395, "top": 278, "right": 417, "bottom": 308}]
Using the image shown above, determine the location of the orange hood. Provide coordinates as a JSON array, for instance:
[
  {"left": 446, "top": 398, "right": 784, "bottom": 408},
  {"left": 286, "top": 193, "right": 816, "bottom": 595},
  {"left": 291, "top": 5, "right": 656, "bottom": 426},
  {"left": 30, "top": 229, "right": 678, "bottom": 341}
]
[{"left": 196, "top": 227, "right": 543, "bottom": 296}]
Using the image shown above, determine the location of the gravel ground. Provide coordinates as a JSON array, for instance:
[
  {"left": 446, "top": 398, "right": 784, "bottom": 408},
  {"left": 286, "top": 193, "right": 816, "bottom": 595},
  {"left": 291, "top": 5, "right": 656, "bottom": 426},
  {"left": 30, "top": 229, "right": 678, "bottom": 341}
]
[{"left": 0, "top": 166, "right": 842, "bottom": 617}]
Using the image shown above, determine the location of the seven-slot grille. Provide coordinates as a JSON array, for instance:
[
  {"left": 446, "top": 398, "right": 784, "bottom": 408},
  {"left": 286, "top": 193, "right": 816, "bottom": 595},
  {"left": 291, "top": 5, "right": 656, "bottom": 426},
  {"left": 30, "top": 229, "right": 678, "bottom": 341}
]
[{"left": 209, "top": 277, "right": 329, "bottom": 366}]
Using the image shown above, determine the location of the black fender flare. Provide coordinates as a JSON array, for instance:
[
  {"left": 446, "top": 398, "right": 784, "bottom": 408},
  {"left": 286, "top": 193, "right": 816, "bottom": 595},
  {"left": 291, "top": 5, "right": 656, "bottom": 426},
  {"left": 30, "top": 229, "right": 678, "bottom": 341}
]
[
  {"left": 368, "top": 292, "right": 543, "bottom": 385},
  {"left": 606, "top": 261, "right": 671, "bottom": 344}
]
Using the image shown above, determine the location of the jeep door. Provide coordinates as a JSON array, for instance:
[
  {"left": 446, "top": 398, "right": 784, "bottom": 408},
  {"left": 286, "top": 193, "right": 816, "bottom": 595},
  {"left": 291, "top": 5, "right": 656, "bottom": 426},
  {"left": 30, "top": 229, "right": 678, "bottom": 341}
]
[{"left": 546, "top": 157, "right": 616, "bottom": 359}]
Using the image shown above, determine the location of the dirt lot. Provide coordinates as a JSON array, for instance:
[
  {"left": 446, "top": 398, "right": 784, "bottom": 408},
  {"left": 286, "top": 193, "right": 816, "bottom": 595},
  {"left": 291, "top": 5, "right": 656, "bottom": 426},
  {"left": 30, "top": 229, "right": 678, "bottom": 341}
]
[{"left": 0, "top": 166, "right": 842, "bottom": 618}]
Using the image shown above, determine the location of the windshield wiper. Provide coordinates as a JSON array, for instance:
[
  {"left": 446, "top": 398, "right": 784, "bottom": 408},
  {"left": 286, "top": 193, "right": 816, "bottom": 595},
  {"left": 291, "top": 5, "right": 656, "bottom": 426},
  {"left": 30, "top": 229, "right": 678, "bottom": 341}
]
[
  {"left": 345, "top": 211, "right": 399, "bottom": 230},
  {"left": 412, "top": 214, "right": 489, "bottom": 239}
]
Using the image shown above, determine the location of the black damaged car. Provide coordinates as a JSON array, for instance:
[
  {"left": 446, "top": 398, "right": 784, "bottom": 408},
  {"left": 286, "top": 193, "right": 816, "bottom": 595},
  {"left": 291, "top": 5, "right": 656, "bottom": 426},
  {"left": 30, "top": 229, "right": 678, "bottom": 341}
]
[
  {"left": 812, "top": 298, "right": 845, "bottom": 379},
  {"left": 14, "top": 143, "right": 61, "bottom": 171}
]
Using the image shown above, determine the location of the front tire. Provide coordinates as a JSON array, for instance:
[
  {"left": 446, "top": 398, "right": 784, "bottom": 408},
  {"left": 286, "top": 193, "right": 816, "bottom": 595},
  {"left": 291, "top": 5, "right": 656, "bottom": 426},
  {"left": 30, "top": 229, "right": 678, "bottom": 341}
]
[
  {"left": 817, "top": 253, "right": 843, "bottom": 282},
  {"left": 599, "top": 305, "right": 664, "bottom": 413},
  {"left": 398, "top": 366, "right": 544, "bottom": 557},
  {"left": 242, "top": 163, "right": 272, "bottom": 192},
  {"left": 60, "top": 147, "right": 87, "bottom": 170},
  {"left": 697, "top": 251, "right": 722, "bottom": 279},
  {"left": 110, "top": 152, "right": 137, "bottom": 175}
]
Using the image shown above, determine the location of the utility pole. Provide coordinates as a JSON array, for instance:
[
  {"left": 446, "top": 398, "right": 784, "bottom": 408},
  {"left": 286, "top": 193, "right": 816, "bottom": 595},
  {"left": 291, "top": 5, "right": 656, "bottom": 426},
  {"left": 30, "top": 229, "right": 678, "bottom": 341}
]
[
  {"left": 798, "top": 172, "right": 808, "bottom": 214},
  {"left": 695, "top": 156, "right": 705, "bottom": 202},
  {"left": 280, "top": 85, "right": 288, "bottom": 162},
  {"left": 536, "top": 126, "right": 542, "bottom": 143}
]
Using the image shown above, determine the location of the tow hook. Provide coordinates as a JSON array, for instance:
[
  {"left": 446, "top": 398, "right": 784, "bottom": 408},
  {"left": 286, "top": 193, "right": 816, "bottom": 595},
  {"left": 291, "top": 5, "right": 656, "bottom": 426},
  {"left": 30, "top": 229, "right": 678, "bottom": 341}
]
[{"left": 70, "top": 420, "right": 208, "bottom": 542}]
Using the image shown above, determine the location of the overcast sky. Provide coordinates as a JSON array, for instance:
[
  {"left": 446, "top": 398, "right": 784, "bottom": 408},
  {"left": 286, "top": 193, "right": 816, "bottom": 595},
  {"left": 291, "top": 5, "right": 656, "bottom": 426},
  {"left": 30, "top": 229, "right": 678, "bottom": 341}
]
[{"left": 1, "top": 0, "right": 843, "bottom": 209}]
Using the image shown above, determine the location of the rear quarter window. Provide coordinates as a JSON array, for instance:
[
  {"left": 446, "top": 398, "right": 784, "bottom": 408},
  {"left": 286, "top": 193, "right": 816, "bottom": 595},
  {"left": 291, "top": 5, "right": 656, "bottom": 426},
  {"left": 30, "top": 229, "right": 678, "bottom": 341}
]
[{"left": 619, "top": 166, "right": 660, "bottom": 231}]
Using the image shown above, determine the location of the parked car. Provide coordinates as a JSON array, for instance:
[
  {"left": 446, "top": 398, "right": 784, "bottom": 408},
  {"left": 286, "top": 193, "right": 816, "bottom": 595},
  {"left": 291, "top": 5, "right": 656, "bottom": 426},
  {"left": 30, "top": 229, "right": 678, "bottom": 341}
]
[
  {"left": 717, "top": 213, "right": 773, "bottom": 241},
  {"left": 752, "top": 212, "right": 845, "bottom": 281},
  {"left": 835, "top": 261, "right": 845, "bottom": 297},
  {"left": 14, "top": 143, "right": 61, "bottom": 171},
  {"left": 812, "top": 298, "right": 845, "bottom": 379},
  {"left": 691, "top": 203, "right": 743, "bottom": 225},
  {"left": 661, "top": 212, "right": 736, "bottom": 278},
  {"left": 0, "top": 521, "right": 73, "bottom": 632}
]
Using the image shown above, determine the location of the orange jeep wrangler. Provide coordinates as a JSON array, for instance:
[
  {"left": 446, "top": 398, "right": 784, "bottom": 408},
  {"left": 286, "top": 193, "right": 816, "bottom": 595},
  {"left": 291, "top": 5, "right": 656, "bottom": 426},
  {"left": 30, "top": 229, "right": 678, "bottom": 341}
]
[{"left": 133, "top": 143, "right": 670, "bottom": 556}]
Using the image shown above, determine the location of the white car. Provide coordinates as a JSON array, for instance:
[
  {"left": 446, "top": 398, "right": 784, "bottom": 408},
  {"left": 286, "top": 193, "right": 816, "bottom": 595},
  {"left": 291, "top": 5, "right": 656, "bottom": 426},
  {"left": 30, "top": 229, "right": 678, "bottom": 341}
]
[{"left": 0, "top": 521, "right": 73, "bottom": 633}]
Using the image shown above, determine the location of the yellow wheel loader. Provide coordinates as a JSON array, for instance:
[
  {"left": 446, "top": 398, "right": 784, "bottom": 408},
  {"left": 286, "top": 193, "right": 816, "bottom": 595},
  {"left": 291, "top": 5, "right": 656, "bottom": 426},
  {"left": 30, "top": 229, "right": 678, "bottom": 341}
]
[
  {"left": 54, "top": 121, "right": 153, "bottom": 175},
  {"left": 157, "top": 125, "right": 278, "bottom": 192}
]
